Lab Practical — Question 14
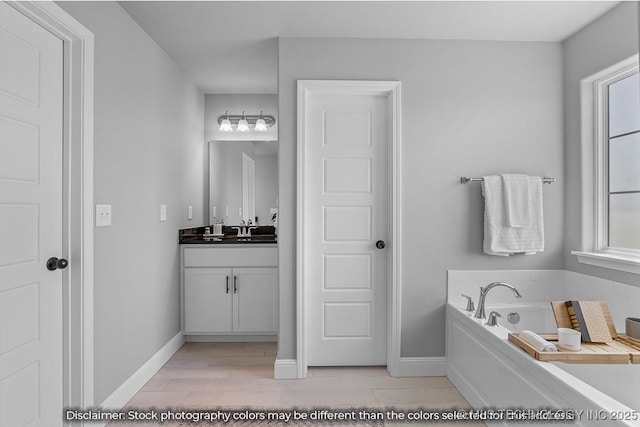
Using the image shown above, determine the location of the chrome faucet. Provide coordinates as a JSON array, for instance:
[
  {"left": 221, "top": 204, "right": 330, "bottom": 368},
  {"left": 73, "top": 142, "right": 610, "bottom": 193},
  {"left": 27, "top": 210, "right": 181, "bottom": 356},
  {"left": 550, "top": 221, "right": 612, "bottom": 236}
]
[
  {"left": 473, "top": 282, "right": 522, "bottom": 320},
  {"left": 232, "top": 220, "right": 258, "bottom": 239}
]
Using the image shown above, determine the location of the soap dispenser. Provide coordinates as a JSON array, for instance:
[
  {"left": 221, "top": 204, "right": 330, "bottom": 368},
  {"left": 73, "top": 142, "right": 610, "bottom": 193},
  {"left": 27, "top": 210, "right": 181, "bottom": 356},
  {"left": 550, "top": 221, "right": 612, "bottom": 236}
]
[{"left": 213, "top": 217, "right": 223, "bottom": 235}]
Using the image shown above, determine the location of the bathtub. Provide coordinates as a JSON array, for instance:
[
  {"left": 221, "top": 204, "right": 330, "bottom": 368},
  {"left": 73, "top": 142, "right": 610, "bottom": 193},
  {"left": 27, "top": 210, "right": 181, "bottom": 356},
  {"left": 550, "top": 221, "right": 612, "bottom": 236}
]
[{"left": 447, "top": 303, "right": 640, "bottom": 426}]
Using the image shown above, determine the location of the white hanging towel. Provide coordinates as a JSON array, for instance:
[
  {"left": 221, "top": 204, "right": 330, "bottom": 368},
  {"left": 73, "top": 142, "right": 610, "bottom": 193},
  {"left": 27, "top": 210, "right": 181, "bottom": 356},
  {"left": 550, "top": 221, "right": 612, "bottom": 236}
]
[
  {"left": 502, "top": 174, "right": 531, "bottom": 227},
  {"left": 482, "top": 175, "right": 544, "bottom": 256}
]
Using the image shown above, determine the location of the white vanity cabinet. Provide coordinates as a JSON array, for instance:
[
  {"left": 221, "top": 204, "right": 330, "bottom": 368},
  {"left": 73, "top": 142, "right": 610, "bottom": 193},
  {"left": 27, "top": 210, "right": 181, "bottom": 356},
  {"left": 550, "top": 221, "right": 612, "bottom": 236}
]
[
  {"left": 181, "top": 245, "right": 277, "bottom": 337},
  {"left": 184, "top": 268, "right": 232, "bottom": 332}
]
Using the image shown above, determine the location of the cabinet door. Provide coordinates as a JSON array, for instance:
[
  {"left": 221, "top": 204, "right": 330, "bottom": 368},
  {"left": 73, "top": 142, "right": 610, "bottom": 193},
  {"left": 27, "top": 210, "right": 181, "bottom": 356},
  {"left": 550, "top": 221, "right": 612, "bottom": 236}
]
[
  {"left": 184, "top": 268, "right": 232, "bottom": 333},
  {"left": 232, "top": 268, "right": 278, "bottom": 333}
]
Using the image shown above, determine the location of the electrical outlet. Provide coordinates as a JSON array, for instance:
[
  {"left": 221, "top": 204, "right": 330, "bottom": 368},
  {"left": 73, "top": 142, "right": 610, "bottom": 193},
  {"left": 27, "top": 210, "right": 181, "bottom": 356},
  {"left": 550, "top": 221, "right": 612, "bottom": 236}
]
[
  {"left": 96, "top": 204, "right": 112, "bottom": 227},
  {"left": 188, "top": 205, "right": 193, "bottom": 220},
  {"left": 160, "top": 204, "right": 167, "bottom": 222}
]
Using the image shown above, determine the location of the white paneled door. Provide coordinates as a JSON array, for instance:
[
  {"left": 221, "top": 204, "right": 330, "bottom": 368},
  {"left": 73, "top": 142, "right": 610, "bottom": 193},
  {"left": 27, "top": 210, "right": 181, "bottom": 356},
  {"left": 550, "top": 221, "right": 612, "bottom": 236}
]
[
  {"left": 305, "top": 91, "right": 389, "bottom": 366},
  {"left": 0, "top": 3, "right": 64, "bottom": 426}
]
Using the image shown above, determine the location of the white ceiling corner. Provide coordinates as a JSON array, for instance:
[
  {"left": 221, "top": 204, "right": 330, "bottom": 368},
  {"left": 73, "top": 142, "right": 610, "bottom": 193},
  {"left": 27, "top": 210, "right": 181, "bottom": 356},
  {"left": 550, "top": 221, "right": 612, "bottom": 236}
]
[{"left": 119, "top": 1, "right": 622, "bottom": 94}]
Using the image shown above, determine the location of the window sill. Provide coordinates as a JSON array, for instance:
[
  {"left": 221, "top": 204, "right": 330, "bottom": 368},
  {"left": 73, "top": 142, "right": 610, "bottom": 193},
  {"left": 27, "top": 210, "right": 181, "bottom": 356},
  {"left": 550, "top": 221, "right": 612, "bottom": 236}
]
[{"left": 572, "top": 250, "right": 640, "bottom": 275}]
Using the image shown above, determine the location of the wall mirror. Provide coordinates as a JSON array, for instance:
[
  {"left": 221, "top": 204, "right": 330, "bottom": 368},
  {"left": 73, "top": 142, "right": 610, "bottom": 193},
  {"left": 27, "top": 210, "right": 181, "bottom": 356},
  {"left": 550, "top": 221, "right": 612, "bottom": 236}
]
[{"left": 208, "top": 140, "right": 278, "bottom": 227}]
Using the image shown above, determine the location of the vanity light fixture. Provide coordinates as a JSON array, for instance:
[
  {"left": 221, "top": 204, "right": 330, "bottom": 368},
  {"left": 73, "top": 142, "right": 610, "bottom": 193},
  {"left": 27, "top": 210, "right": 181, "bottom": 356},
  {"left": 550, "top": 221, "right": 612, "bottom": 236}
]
[
  {"left": 254, "top": 111, "right": 268, "bottom": 132},
  {"left": 217, "top": 110, "right": 276, "bottom": 132},
  {"left": 236, "top": 111, "right": 250, "bottom": 132},
  {"left": 219, "top": 111, "right": 233, "bottom": 132}
]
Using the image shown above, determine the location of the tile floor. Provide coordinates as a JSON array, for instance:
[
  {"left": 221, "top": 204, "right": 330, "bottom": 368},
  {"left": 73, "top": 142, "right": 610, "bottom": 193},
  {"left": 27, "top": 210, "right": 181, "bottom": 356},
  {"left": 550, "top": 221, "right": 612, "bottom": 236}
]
[{"left": 109, "top": 342, "right": 484, "bottom": 426}]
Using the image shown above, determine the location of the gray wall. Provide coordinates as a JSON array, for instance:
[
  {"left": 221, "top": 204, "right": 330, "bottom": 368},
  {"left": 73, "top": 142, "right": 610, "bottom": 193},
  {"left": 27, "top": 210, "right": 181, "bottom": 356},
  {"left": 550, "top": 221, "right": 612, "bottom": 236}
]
[
  {"left": 278, "top": 38, "right": 564, "bottom": 359},
  {"left": 58, "top": 2, "right": 205, "bottom": 403},
  {"left": 563, "top": 2, "right": 640, "bottom": 288}
]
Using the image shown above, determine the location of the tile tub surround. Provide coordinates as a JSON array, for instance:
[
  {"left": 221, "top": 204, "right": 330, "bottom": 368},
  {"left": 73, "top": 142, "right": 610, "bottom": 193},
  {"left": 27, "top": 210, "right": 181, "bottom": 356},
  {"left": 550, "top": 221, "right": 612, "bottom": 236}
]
[
  {"left": 447, "top": 270, "right": 640, "bottom": 333},
  {"left": 110, "top": 342, "right": 484, "bottom": 427}
]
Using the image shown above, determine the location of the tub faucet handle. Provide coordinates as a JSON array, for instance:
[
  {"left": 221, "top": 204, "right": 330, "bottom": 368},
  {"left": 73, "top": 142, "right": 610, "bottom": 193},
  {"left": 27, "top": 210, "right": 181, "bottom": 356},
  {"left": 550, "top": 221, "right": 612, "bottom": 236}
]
[
  {"left": 461, "top": 294, "right": 475, "bottom": 312},
  {"left": 486, "top": 311, "right": 502, "bottom": 327}
]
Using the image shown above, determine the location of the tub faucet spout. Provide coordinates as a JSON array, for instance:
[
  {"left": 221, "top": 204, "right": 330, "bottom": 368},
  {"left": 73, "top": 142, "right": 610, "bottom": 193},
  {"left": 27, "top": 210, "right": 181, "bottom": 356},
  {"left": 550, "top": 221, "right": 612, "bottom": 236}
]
[{"left": 473, "top": 282, "right": 522, "bottom": 320}]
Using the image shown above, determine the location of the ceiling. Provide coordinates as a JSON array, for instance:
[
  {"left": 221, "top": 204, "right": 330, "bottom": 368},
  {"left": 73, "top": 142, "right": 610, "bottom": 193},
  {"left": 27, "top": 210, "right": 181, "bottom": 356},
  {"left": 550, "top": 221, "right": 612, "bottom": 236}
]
[{"left": 119, "top": 1, "right": 621, "bottom": 94}]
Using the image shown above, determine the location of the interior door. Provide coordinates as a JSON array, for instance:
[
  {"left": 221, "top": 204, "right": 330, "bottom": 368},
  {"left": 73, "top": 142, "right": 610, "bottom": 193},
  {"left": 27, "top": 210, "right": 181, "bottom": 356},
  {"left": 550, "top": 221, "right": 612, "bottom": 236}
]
[
  {"left": 305, "top": 91, "right": 389, "bottom": 366},
  {"left": 0, "top": 3, "right": 64, "bottom": 426}
]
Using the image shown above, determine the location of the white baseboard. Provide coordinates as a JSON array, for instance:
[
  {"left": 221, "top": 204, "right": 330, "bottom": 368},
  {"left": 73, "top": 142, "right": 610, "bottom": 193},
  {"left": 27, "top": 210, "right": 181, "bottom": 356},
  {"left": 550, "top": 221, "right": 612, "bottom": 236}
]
[
  {"left": 273, "top": 358, "right": 298, "bottom": 379},
  {"left": 185, "top": 334, "right": 277, "bottom": 342},
  {"left": 446, "top": 364, "right": 488, "bottom": 409},
  {"left": 272, "top": 357, "right": 446, "bottom": 379},
  {"left": 100, "top": 332, "right": 185, "bottom": 409},
  {"left": 397, "top": 357, "right": 447, "bottom": 377}
]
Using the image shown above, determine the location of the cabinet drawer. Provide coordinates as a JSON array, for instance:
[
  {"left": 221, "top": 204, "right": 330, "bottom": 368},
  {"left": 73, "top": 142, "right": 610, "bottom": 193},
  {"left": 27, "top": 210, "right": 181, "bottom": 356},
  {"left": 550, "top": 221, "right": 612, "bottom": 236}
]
[{"left": 183, "top": 246, "right": 277, "bottom": 267}]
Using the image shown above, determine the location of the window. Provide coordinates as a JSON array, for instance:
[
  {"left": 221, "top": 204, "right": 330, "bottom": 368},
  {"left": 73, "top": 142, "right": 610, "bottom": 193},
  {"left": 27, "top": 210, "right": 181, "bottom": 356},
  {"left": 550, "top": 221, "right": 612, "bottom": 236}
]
[
  {"left": 607, "top": 72, "right": 640, "bottom": 251},
  {"left": 573, "top": 56, "right": 640, "bottom": 274}
]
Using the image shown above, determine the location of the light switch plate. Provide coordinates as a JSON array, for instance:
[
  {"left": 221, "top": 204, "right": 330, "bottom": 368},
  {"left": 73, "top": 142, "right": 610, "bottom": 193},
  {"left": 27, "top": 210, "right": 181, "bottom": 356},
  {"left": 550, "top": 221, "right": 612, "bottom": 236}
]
[
  {"left": 160, "top": 204, "right": 167, "bottom": 222},
  {"left": 188, "top": 205, "right": 193, "bottom": 220},
  {"left": 96, "top": 204, "right": 112, "bottom": 227}
]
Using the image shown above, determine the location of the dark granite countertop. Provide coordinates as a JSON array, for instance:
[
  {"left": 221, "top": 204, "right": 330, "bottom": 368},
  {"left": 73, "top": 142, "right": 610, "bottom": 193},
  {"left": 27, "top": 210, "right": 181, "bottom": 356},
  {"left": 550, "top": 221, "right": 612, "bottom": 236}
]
[{"left": 179, "top": 225, "right": 277, "bottom": 244}]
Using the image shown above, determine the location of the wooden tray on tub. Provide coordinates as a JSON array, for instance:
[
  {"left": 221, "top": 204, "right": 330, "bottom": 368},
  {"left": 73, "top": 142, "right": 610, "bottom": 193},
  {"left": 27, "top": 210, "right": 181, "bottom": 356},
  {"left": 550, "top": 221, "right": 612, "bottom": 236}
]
[
  {"left": 510, "top": 301, "right": 640, "bottom": 363},
  {"left": 508, "top": 332, "right": 640, "bottom": 364}
]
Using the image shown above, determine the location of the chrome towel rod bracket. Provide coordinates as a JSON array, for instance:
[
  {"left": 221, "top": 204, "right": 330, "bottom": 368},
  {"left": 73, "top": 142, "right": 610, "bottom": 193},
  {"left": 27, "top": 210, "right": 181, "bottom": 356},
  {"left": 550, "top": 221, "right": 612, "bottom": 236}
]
[{"left": 460, "top": 176, "right": 556, "bottom": 184}]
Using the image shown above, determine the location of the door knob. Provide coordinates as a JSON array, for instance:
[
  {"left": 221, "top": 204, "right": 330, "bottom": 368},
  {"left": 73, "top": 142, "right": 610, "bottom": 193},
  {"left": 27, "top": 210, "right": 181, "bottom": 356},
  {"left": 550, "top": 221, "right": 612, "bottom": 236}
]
[
  {"left": 46, "top": 257, "right": 68, "bottom": 271},
  {"left": 376, "top": 240, "right": 386, "bottom": 249}
]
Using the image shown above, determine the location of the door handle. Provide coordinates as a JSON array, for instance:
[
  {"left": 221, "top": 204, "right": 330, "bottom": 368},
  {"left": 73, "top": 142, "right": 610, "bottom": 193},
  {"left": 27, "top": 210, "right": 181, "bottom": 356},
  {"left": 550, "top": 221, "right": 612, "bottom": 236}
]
[
  {"left": 233, "top": 275, "right": 238, "bottom": 293},
  {"left": 376, "top": 240, "right": 386, "bottom": 249},
  {"left": 46, "top": 257, "right": 68, "bottom": 271},
  {"left": 226, "top": 275, "right": 230, "bottom": 294}
]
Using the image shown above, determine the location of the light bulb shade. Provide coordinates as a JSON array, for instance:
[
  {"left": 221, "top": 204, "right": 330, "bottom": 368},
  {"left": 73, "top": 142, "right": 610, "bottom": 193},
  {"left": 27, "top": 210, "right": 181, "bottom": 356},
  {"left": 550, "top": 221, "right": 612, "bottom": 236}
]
[
  {"left": 236, "top": 119, "right": 250, "bottom": 132},
  {"left": 254, "top": 118, "right": 268, "bottom": 132},
  {"left": 219, "top": 118, "right": 233, "bottom": 132}
]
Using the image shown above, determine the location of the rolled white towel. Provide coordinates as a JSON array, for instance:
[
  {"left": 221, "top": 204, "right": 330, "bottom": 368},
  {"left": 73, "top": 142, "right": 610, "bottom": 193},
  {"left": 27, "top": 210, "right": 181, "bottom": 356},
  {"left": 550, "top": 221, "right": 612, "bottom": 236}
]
[{"left": 519, "top": 330, "right": 557, "bottom": 352}]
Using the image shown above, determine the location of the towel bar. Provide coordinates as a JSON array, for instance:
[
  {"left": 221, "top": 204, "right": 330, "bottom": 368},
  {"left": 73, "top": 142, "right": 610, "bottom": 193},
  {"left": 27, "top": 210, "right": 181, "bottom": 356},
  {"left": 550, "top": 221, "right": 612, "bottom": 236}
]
[{"left": 460, "top": 176, "right": 555, "bottom": 184}]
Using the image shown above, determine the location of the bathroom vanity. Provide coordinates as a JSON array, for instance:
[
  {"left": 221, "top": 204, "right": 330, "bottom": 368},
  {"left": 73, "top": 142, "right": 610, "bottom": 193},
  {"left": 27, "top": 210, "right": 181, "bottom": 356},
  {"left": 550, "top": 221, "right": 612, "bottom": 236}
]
[
  {"left": 185, "top": 135, "right": 279, "bottom": 341},
  {"left": 180, "top": 227, "right": 277, "bottom": 341}
]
